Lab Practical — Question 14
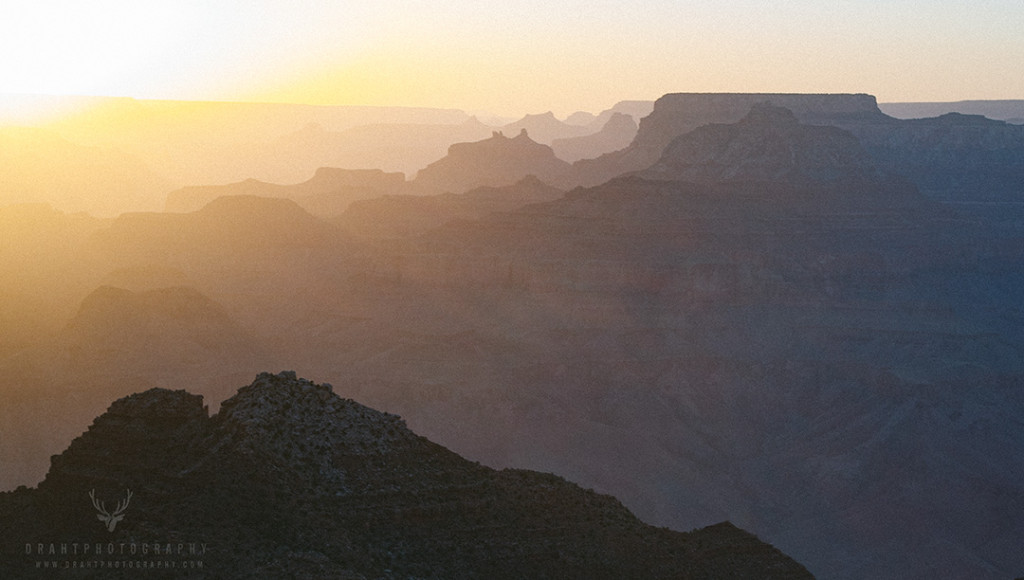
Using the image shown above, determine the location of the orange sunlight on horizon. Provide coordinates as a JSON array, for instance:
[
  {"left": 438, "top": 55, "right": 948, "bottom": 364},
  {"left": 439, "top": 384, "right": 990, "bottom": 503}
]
[{"left": 3, "top": 1, "right": 1024, "bottom": 121}]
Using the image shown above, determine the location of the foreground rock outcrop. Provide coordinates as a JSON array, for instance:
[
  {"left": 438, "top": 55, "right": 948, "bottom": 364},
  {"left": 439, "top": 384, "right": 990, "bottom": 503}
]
[{"left": 0, "top": 372, "right": 812, "bottom": 579}]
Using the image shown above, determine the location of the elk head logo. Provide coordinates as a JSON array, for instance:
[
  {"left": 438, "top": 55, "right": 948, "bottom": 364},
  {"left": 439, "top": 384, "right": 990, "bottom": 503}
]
[{"left": 89, "top": 489, "right": 132, "bottom": 532}]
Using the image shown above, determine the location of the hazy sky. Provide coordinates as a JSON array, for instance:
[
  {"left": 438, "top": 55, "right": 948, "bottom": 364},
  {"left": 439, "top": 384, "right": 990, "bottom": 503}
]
[{"left": 2, "top": 0, "right": 1022, "bottom": 116}]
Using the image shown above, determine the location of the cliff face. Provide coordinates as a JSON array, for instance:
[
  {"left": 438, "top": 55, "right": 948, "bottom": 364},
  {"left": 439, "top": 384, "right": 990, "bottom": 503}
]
[
  {"left": 576, "top": 92, "right": 885, "bottom": 186},
  {"left": 0, "top": 372, "right": 812, "bottom": 579},
  {"left": 579, "top": 93, "right": 1024, "bottom": 201},
  {"left": 641, "top": 104, "right": 879, "bottom": 184}
]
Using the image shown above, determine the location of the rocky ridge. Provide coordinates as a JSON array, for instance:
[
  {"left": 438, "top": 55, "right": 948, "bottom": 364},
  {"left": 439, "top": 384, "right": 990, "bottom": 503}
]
[
  {"left": 0, "top": 372, "right": 812, "bottom": 579},
  {"left": 579, "top": 92, "right": 1024, "bottom": 201},
  {"left": 413, "top": 129, "right": 576, "bottom": 193},
  {"left": 640, "top": 104, "right": 879, "bottom": 184},
  {"left": 575, "top": 92, "right": 884, "bottom": 186}
]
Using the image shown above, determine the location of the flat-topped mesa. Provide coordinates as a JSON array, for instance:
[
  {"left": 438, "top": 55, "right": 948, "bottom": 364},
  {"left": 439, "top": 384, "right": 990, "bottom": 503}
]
[{"left": 633, "top": 92, "right": 886, "bottom": 161}]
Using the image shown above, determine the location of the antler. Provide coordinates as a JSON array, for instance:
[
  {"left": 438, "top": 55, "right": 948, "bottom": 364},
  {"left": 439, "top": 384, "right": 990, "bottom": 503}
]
[
  {"left": 89, "top": 489, "right": 111, "bottom": 518},
  {"left": 112, "top": 489, "right": 133, "bottom": 516}
]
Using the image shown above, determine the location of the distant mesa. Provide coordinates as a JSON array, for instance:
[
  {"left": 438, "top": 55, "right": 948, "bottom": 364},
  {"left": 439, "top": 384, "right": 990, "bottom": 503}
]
[
  {"left": 1, "top": 371, "right": 813, "bottom": 579},
  {"left": 879, "top": 99, "right": 1024, "bottom": 122},
  {"left": 413, "top": 129, "right": 575, "bottom": 194}
]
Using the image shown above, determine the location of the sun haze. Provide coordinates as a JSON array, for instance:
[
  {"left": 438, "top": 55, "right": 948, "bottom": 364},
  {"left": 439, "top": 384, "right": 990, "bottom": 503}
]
[{"left": 2, "top": 1, "right": 1023, "bottom": 118}]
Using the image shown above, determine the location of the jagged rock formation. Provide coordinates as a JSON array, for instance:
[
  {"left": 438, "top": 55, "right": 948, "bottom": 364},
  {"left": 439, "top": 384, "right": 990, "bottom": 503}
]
[
  {"left": 576, "top": 93, "right": 884, "bottom": 186},
  {"left": 640, "top": 104, "right": 879, "bottom": 184},
  {"left": 164, "top": 167, "right": 406, "bottom": 217},
  {"left": 413, "top": 130, "right": 576, "bottom": 193},
  {"left": 0, "top": 372, "right": 812, "bottom": 579},
  {"left": 564, "top": 100, "right": 654, "bottom": 129},
  {"left": 552, "top": 112, "right": 639, "bottom": 163},
  {"left": 578, "top": 93, "right": 1024, "bottom": 201},
  {"left": 498, "top": 111, "right": 593, "bottom": 144},
  {"left": 337, "top": 175, "right": 565, "bottom": 239}
]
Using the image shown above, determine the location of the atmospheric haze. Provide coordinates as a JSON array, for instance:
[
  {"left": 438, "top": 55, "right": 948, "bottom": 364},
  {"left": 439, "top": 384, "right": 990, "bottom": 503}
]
[{"left": 2, "top": 3, "right": 1024, "bottom": 580}]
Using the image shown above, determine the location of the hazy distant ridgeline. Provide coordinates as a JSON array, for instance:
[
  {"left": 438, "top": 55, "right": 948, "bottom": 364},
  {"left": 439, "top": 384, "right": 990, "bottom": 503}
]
[
  {"left": 0, "top": 96, "right": 651, "bottom": 216},
  {"left": 2, "top": 93, "right": 1024, "bottom": 580},
  {"left": 880, "top": 99, "right": 1024, "bottom": 123}
]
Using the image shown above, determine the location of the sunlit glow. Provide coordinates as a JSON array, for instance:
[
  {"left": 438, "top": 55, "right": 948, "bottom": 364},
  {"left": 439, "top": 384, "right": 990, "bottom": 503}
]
[{"left": 1, "top": 1, "right": 1022, "bottom": 119}]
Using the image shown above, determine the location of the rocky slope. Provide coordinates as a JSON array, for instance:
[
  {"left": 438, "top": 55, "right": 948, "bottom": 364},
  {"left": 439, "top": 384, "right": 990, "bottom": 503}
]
[
  {"left": 413, "top": 129, "right": 576, "bottom": 193},
  {"left": 575, "top": 93, "right": 885, "bottom": 186},
  {"left": 640, "top": 104, "right": 879, "bottom": 184},
  {"left": 0, "top": 371, "right": 812, "bottom": 579},
  {"left": 579, "top": 93, "right": 1024, "bottom": 201}
]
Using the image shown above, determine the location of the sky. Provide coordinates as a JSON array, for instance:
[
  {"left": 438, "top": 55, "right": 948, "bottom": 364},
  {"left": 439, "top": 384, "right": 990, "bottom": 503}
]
[{"left": 1, "top": 0, "right": 1023, "bottom": 117}]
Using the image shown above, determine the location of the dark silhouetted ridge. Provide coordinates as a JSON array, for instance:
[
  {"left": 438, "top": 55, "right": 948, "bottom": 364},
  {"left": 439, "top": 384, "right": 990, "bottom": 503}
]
[{"left": 1, "top": 371, "right": 813, "bottom": 579}]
